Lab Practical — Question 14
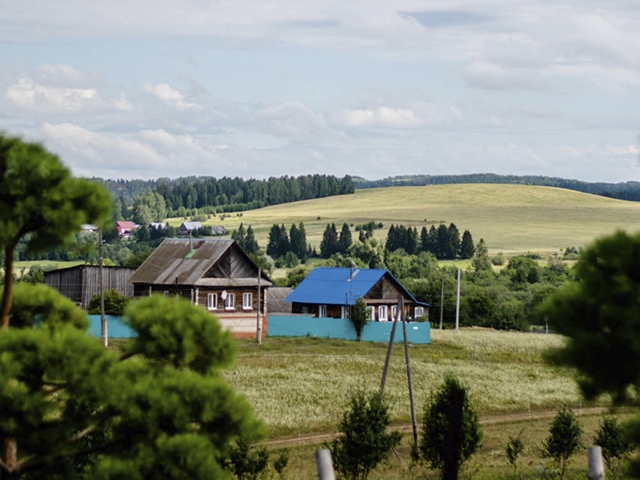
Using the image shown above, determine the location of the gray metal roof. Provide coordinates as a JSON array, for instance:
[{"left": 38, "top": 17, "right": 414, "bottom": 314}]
[{"left": 130, "top": 238, "right": 271, "bottom": 286}]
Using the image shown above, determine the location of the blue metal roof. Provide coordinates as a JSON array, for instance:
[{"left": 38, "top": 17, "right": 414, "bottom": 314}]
[{"left": 285, "top": 267, "right": 429, "bottom": 306}]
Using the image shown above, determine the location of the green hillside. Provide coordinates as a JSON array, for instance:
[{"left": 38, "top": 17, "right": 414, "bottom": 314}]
[{"left": 198, "top": 184, "right": 640, "bottom": 255}]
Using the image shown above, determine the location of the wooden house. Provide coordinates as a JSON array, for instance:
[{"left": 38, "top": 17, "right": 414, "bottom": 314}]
[
  {"left": 129, "top": 238, "right": 272, "bottom": 339},
  {"left": 45, "top": 265, "right": 135, "bottom": 310},
  {"left": 285, "top": 267, "right": 429, "bottom": 322},
  {"left": 178, "top": 221, "right": 201, "bottom": 235}
]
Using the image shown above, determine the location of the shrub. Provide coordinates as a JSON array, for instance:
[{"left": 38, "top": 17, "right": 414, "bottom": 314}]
[
  {"left": 419, "top": 374, "right": 482, "bottom": 480},
  {"left": 350, "top": 298, "right": 370, "bottom": 341},
  {"left": 506, "top": 430, "right": 525, "bottom": 475},
  {"left": 226, "top": 437, "right": 269, "bottom": 480},
  {"left": 594, "top": 415, "right": 633, "bottom": 477},
  {"left": 87, "top": 289, "right": 130, "bottom": 315},
  {"left": 543, "top": 405, "right": 583, "bottom": 479},
  {"left": 328, "top": 390, "right": 402, "bottom": 480},
  {"left": 272, "top": 449, "right": 290, "bottom": 480}
]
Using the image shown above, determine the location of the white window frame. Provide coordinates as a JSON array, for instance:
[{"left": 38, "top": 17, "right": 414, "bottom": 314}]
[
  {"left": 378, "top": 305, "right": 388, "bottom": 322},
  {"left": 207, "top": 293, "right": 218, "bottom": 310},
  {"left": 225, "top": 293, "right": 235, "bottom": 310},
  {"left": 243, "top": 292, "right": 253, "bottom": 310},
  {"left": 318, "top": 305, "right": 327, "bottom": 318},
  {"left": 392, "top": 305, "right": 398, "bottom": 320},
  {"left": 341, "top": 306, "right": 349, "bottom": 319},
  {"left": 366, "top": 306, "right": 375, "bottom": 321},
  {"left": 414, "top": 306, "right": 424, "bottom": 318}
]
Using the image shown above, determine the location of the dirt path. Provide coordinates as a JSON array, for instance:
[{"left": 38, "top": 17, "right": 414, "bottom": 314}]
[{"left": 262, "top": 406, "right": 613, "bottom": 448}]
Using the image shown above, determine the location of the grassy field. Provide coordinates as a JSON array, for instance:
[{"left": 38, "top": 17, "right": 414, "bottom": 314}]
[
  {"left": 183, "top": 184, "right": 640, "bottom": 256},
  {"left": 228, "top": 328, "right": 607, "bottom": 439},
  {"left": 225, "top": 328, "right": 634, "bottom": 478}
]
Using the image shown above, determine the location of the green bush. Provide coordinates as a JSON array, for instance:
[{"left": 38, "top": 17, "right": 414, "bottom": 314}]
[
  {"left": 543, "top": 406, "right": 583, "bottom": 479},
  {"left": 87, "top": 289, "right": 130, "bottom": 315}
]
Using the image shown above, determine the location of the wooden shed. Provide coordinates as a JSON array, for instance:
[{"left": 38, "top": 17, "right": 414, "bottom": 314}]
[{"left": 45, "top": 265, "right": 135, "bottom": 310}]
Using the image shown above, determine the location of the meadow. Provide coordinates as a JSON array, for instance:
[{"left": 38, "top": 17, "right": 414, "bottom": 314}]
[
  {"left": 227, "top": 328, "right": 632, "bottom": 479},
  {"left": 228, "top": 328, "right": 602, "bottom": 439},
  {"left": 192, "top": 184, "right": 640, "bottom": 256}
]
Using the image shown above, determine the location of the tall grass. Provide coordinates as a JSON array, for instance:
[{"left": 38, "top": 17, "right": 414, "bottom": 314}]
[{"left": 227, "top": 329, "right": 594, "bottom": 438}]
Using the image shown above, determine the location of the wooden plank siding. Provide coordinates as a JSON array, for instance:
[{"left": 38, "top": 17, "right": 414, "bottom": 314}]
[{"left": 45, "top": 266, "right": 135, "bottom": 310}]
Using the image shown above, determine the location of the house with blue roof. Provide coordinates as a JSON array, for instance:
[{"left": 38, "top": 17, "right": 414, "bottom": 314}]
[{"left": 285, "top": 267, "right": 429, "bottom": 322}]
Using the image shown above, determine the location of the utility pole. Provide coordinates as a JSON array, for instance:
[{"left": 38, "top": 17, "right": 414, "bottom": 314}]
[
  {"left": 455, "top": 268, "right": 461, "bottom": 331},
  {"left": 99, "top": 229, "right": 107, "bottom": 347},
  {"left": 256, "top": 267, "right": 262, "bottom": 344},
  {"left": 439, "top": 276, "right": 444, "bottom": 330},
  {"left": 400, "top": 296, "right": 418, "bottom": 445}
]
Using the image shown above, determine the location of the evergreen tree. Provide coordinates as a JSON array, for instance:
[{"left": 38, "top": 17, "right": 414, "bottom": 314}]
[
  {"left": 419, "top": 374, "right": 482, "bottom": 480},
  {"left": 447, "top": 223, "right": 461, "bottom": 260},
  {"left": 244, "top": 226, "right": 259, "bottom": 254},
  {"left": 320, "top": 223, "right": 339, "bottom": 259},
  {"left": 276, "top": 224, "right": 290, "bottom": 258},
  {"left": 328, "top": 390, "right": 402, "bottom": 480},
  {"left": 459, "top": 230, "right": 475, "bottom": 259},
  {"left": 435, "top": 224, "right": 449, "bottom": 260},
  {"left": 543, "top": 406, "right": 583, "bottom": 479},
  {"left": 471, "top": 238, "right": 492, "bottom": 273},
  {"left": 289, "top": 222, "right": 308, "bottom": 260},
  {"left": 406, "top": 227, "right": 418, "bottom": 255},
  {"left": 232, "top": 223, "right": 246, "bottom": 248},
  {"left": 339, "top": 223, "right": 353, "bottom": 255},
  {"left": 385, "top": 225, "right": 397, "bottom": 252}
]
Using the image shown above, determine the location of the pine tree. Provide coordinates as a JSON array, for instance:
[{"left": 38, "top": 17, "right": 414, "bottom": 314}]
[
  {"left": 339, "top": 223, "right": 353, "bottom": 254},
  {"left": 244, "top": 226, "right": 259, "bottom": 254},
  {"left": 289, "top": 222, "right": 308, "bottom": 260},
  {"left": 459, "top": 230, "right": 475, "bottom": 259},
  {"left": 447, "top": 223, "right": 461, "bottom": 260},
  {"left": 320, "top": 223, "right": 339, "bottom": 259},
  {"left": 276, "top": 224, "right": 290, "bottom": 258},
  {"left": 406, "top": 227, "right": 418, "bottom": 255},
  {"left": 232, "top": 223, "right": 246, "bottom": 248}
]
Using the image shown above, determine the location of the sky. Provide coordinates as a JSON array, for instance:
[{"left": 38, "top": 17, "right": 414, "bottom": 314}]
[{"left": 1, "top": 0, "right": 640, "bottom": 183}]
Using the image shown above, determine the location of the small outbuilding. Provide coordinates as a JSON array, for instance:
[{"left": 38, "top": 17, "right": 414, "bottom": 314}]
[
  {"left": 45, "top": 265, "right": 135, "bottom": 310},
  {"left": 285, "top": 267, "right": 429, "bottom": 321}
]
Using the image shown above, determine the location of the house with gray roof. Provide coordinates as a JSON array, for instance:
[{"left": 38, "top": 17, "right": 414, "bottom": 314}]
[{"left": 130, "top": 238, "right": 272, "bottom": 339}]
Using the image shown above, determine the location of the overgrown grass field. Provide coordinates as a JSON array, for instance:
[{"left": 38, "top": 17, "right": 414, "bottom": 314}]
[
  {"left": 194, "top": 184, "right": 640, "bottom": 255},
  {"left": 228, "top": 328, "right": 605, "bottom": 439}
]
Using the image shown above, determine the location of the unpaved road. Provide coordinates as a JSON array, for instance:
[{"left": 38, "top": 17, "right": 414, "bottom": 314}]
[{"left": 262, "top": 407, "right": 614, "bottom": 448}]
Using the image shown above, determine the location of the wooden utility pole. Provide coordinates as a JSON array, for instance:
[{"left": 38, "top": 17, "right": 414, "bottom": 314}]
[
  {"left": 379, "top": 302, "right": 400, "bottom": 396},
  {"left": 400, "top": 296, "right": 418, "bottom": 445},
  {"left": 256, "top": 267, "right": 262, "bottom": 344},
  {"left": 455, "top": 268, "right": 461, "bottom": 331},
  {"left": 99, "top": 229, "right": 107, "bottom": 347},
  {"left": 439, "top": 276, "right": 444, "bottom": 330}
]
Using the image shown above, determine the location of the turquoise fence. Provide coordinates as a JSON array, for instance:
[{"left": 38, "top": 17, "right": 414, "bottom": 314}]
[
  {"left": 88, "top": 315, "right": 136, "bottom": 339},
  {"left": 268, "top": 315, "right": 430, "bottom": 344}
]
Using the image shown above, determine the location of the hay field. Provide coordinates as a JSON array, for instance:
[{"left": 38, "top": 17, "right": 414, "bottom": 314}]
[
  {"left": 200, "top": 184, "right": 640, "bottom": 255},
  {"left": 226, "top": 328, "right": 599, "bottom": 438}
]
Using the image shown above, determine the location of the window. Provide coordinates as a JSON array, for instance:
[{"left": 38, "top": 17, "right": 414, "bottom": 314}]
[
  {"left": 225, "top": 293, "right": 235, "bottom": 310},
  {"left": 319, "top": 305, "right": 327, "bottom": 318},
  {"left": 391, "top": 305, "right": 398, "bottom": 320},
  {"left": 378, "top": 306, "right": 388, "bottom": 322},
  {"left": 243, "top": 292, "right": 253, "bottom": 310},
  {"left": 366, "top": 306, "right": 375, "bottom": 321},
  {"left": 207, "top": 293, "right": 218, "bottom": 310},
  {"left": 414, "top": 307, "right": 424, "bottom": 318},
  {"left": 341, "top": 306, "right": 349, "bottom": 319}
]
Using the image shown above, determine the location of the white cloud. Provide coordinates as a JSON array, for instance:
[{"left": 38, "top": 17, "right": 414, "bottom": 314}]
[
  {"left": 341, "top": 107, "right": 420, "bottom": 128},
  {"left": 143, "top": 83, "right": 201, "bottom": 110},
  {"left": 6, "top": 77, "right": 99, "bottom": 112}
]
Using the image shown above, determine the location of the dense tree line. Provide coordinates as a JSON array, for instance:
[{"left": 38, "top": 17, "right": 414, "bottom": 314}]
[
  {"left": 353, "top": 173, "right": 640, "bottom": 202},
  {"left": 385, "top": 223, "right": 475, "bottom": 260},
  {"left": 152, "top": 174, "right": 354, "bottom": 215}
]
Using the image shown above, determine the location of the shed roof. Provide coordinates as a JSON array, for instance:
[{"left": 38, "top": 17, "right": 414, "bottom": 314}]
[
  {"left": 129, "top": 238, "right": 271, "bottom": 286},
  {"left": 180, "top": 221, "right": 202, "bottom": 230},
  {"left": 285, "top": 267, "right": 428, "bottom": 306}
]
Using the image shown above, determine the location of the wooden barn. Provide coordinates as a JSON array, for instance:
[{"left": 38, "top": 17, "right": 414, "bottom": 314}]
[
  {"left": 129, "top": 238, "right": 272, "bottom": 339},
  {"left": 45, "top": 265, "right": 135, "bottom": 310},
  {"left": 286, "top": 267, "right": 429, "bottom": 322}
]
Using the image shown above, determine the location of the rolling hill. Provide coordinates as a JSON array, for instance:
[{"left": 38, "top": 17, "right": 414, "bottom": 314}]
[{"left": 188, "top": 184, "right": 640, "bottom": 256}]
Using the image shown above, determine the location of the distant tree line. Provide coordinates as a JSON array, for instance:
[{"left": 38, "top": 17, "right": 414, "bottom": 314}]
[
  {"left": 386, "top": 224, "right": 475, "bottom": 260},
  {"left": 101, "top": 174, "right": 354, "bottom": 220},
  {"left": 353, "top": 173, "right": 640, "bottom": 202}
]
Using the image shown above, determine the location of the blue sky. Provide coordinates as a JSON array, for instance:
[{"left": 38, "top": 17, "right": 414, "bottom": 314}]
[{"left": 1, "top": 0, "right": 639, "bottom": 182}]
